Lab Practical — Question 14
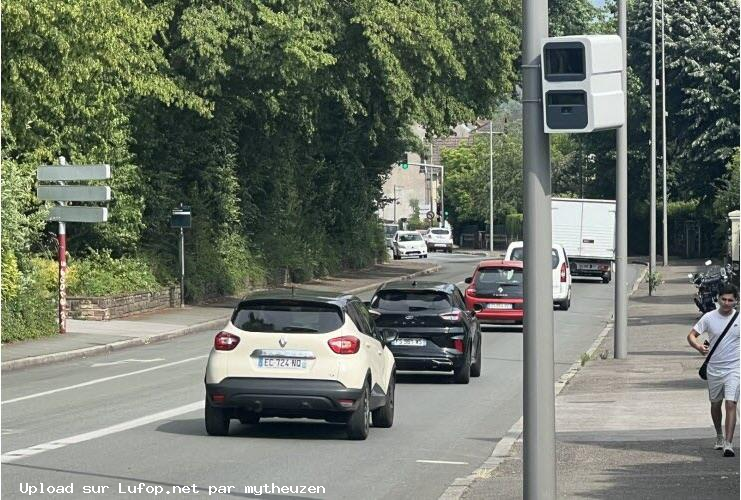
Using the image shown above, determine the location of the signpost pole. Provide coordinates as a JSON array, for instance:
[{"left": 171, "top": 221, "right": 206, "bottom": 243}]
[
  {"left": 179, "top": 227, "right": 185, "bottom": 308},
  {"left": 57, "top": 157, "right": 67, "bottom": 334}
]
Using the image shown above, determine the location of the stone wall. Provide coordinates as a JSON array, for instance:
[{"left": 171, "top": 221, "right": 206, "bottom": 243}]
[{"left": 67, "top": 286, "right": 181, "bottom": 320}]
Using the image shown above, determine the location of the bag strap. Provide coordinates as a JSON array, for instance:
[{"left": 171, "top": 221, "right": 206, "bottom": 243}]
[{"left": 705, "top": 310, "right": 739, "bottom": 363}]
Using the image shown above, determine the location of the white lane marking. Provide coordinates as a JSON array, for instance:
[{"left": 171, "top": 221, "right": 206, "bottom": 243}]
[
  {"left": 91, "top": 358, "right": 165, "bottom": 367},
  {"left": 1, "top": 355, "right": 207, "bottom": 405},
  {"left": 416, "top": 460, "right": 469, "bottom": 465},
  {"left": 1, "top": 400, "right": 203, "bottom": 463}
]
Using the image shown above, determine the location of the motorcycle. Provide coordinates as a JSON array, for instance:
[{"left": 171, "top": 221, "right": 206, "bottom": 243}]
[{"left": 688, "top": 259, "right": 735, "bottom": 314}]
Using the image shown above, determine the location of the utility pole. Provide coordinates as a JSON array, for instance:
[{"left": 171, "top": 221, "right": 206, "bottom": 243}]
[
  {"left": 615, "top": 0, "right": 628, "bottom": 359},
  {"left": 661, "top": 0, "right": 668, "bottom": 266},
  {"left": 489, "top": 121, "right": 494, "bottom": 252},
  {"left": 393, "top": 185, "right": 399, "bottom": 224},
  {"left": 522, "top": 0, "right": 556, "bottom": 496},
  {"left": 650, "top": 0, "right": 657, "bottom": 283}
]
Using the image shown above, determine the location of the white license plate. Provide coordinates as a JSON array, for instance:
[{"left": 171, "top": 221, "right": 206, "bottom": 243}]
[
  {"left": 435, "top": 243, "right": 446, "bottom": 247},
  {"left": 258, "top": 357, "right": 306, "bottom": 369},
  {"left": 577, "top": 263, "right": 597, "bottom": 270},
  {"left": 391, "top": 338, "right": 427, "bottom": 346},
  {"left": 487, "top": 303, "right": 512, "bottom": 309}
]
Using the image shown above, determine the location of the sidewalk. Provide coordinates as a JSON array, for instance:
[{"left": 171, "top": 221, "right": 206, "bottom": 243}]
[
  {"left": 1, "top": 260, "right": 440, "bottom": 372},
  {"left": 458, "top": 260, "right": 740, "bottom": 499}
]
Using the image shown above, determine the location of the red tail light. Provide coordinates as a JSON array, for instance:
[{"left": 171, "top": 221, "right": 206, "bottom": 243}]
[
  {"left": 560, "top": 262, "right": 567, "bottom": 282},
  {"left": 328, "top": 336, "right": 360, "bottom": 354},
  {"left": 453, "top": 338, "right": 465, "bottom": 352},
  {"left": 466, "top": 288, "right": 477, "bottom": 297},
  {"left": 440, "top": 309, "right": 462, "bottom": 321},
  {"left": 214, "top": 331, "right": 240, "bottom": 351}
]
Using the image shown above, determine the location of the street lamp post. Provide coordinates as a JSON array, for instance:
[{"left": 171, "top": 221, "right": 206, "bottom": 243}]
[
  {"left": 661, "top": 0, "right": 669, "bottom": 266},
  {"left": 472, "top": 122, "right": 505, "bottom": 253}
]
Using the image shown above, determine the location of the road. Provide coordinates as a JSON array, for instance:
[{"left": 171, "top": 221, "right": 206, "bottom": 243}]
[{"left": 1, "top": 253, "right": 640, "bottom": 499}]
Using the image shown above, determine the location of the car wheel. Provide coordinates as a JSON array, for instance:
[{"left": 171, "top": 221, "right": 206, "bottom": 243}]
[
  {"left": 347, "top": 383, "right": 370, "bottom": 440},
  {"left": 372, "top": 374, "right": 395, "bottom": 428},
  {"left": 393, "top": 253, "right": 400, "bottom": 260},
  {"left": 447, "top": 248, "right": 453, "bottom": 253},
  {"left": 205, "top": 398, "right": 230, "bottom": 436},
  {"left": 239, "top": 413, "right": 260, "bottom": 425},
  {"left": 470, "top": 337, "right": 482, "bottom": 378},
  {"left": 453, "top": 354, "right": 471, "bottom": 384},
  {"left": 602, "top": 273, "right": 611, "bottom": 284}
]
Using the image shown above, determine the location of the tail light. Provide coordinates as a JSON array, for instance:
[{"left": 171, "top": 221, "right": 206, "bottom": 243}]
[
  {"left": 560, "top": 262, "right": 567, "bottom": 282},
  {"left": 465, "top": 288, "right": 477, "bottom": 297},
  {"left": 599, "top": 264, "right": 610, "bottom": 271},
  {"left": 452, "top": 338, "right": 465, "bottom": 352},
  {"left": 214, "top": 331, "right": 240, "bottom": 351},
  {"left": 440, "top": 309, "right": 462, "bottom": 321},
  {"left": 328, "top": 336, "right": 360, "bottom": 354}
]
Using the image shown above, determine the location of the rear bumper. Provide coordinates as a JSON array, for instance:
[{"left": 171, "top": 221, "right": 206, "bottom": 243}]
[
  {"left": 473, "top": 309, "right": 523, "bottom": 323},
  {"left": 206, "top": 378, "right": 364, "bottom": 417},
  {"left": 391, "top": 350, "right": 465, "bottom": 371},
  {"left": 427, "top": 242, "right": 453, "bottom": 251}
]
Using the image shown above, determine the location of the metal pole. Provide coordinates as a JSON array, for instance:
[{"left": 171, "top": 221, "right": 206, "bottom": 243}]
[
  {"left": 489, "top": 121, "right": 494, "bottom": 253},
  {"left": 522, "top": 0, "right": 555, "bottom": 496},
  {"left": 615, "top": 0, "right": 628, "bottom": 359},
  {"left": 57, "top": 156, "right": 67, "bottom": 334},
  {"left": 650, "top": 0, "right": 657, "bottom": 279},
  {"left": 440, "top": 166, "right": 445, "bottom": 228},
  {"left": 179, "top": 227, "right": 185, "bottom": 308},
  {"left": 661, "top": 0, "right": 668, "bottom": 266},
  {"left": 394, "top": 185, "right": 398, "bottom": 224}
]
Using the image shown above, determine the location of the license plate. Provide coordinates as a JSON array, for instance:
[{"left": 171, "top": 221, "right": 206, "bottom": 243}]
[
  {"left": 487, "top": 303, "right": 512, "bottom": 309},
  {"left": 435, "top": 243, "right": 446, "bottom": 247},
  {"left": 577, "top": 263, "right": 597, "bottom": 270},
  {"left": 258, "top": 357, "right": 306, "bottom": 369},
  {"left": 391, "top": 338, "right": 426, "bottom": 346}
]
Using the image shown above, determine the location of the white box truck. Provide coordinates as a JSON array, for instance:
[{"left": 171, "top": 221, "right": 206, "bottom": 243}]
[{"left": 551, "top": 198, "right": 615, "bottom": 283}]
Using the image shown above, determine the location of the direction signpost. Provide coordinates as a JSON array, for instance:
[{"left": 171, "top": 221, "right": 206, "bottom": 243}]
[{"left": 37, "top": 157, "right": 111, "bottom": 334}]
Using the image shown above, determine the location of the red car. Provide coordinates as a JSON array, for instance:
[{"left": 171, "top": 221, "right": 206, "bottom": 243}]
[{"left": 464, "top": 260, "right": 524, "bottom": 324}]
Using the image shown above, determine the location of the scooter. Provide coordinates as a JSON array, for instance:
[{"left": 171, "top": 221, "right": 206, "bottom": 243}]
[{"left": 688, "top": 259, "right": 734, "bottom": 314}]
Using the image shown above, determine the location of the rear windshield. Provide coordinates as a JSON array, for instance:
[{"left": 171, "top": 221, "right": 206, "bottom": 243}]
[
  {"left": 474, "top": 268, "right": 524, "bottom": 297},
  {"left": 399, "top": 234, "right": 423, "bottom": 242},
  {"left": 431, "top": 229, "right": 450, "bottom": 235},
  {"left": 232, "top": 301, "right": 343, "bottom": 333},
  {"left": 508, "top": 247, "right": 559, "bottom": 269},
  {"left": 371, "top": 291, "right": 452, "bottom": 312}
]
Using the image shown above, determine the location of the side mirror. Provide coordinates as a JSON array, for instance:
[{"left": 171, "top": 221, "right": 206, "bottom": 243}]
[
  {"left": 368, "top": 309, "right": 382, "bottom": 321},
  {"left": 705, "top": 259, "right": 713, "bottom": 266},
  {"left": 380, "top": 328, "right": 398, "bottom": 344},
  {"left": 464, "top": 277, "right": 472, "bottom": 284}
]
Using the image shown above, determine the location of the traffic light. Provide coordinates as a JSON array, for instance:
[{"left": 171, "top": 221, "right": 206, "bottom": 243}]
[
  {"left": 399, "top": 159, "right": 409, "bottom": 170},
  {"left": 436, "top": 202, "right": 441, "bottom": 215}
]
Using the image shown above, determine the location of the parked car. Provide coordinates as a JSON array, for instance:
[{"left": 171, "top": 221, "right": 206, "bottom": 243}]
[
  {"left": 369, "top": 281, "right": 481, "bottom": 383},
  {"left": 504, "top": 241, "right": 572, "bottom": 310},
  {"left": 204, "top": 290, "right": 397, "bottom": 440},
  {"left": 426, "top": 228, "right": 454, "bottom": 253},
  {"left": 464, "top": 260, "right": 524, "bottom": 325},
  {"left": 392, "top": 231, "right": 428, "bottom": 260},
  {"left": 384, "top": 223, "right": 399, "bottom": 249}
]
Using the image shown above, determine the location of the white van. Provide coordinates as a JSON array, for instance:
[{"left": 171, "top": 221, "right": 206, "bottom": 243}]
[{"left": 504, "top": 241, "right": 572, "bottom": 310}]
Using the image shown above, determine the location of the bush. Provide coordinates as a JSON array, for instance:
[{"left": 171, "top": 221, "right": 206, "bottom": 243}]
[
  {"left": 1, "top": 265, "right": 58, "bottom": 343},
  {"left": 67, "top": 250, "right": 161, "bottom": 297}
]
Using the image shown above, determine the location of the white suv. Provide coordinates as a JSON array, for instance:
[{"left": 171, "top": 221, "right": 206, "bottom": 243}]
[
  {"left": 204, "top": 290, "right": 397, "bottom": 440},
  {"left": 504, "top": 241, "right": 572, "bottom": 310},
  {"left": 426, "top": 228, "right": 454, "bottom": 253},
  {"left": 392, "top": 231, "right": 428, "bottom": 259}
]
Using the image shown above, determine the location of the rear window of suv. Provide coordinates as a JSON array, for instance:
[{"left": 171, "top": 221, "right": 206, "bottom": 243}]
[
  {"left": 371, "top": 291, "right": 452, "bottom": 312},
  {"left": 232, "top": 301, "right": 343, "bottom": 333},
  {"left": 474, "top": 267, "right": 524, "bottom": 297},
  {"left": 431, "top": 229, "right": 450, "bottom": 235},
  {"left": 508, "top": 247, "right": 559, "bottom": 269}
]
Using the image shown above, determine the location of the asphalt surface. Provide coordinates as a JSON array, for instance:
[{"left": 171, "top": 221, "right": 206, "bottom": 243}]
[{"left": 1, "top": 253, "right": 640, "bottom": 499}]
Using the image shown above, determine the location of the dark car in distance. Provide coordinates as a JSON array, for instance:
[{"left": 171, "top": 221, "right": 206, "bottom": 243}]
[{"left": 368, "top": 281, "right": 482, "bottom": 384}]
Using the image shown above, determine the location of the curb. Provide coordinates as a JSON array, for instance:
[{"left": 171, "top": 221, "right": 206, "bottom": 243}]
[
  {"left": 439, "top": 264, "right": 650, "bottom": 500},
  {"left": 345, "top": 265, "right": 442, "bottom": 295},
  {"left": 1, "top": 317, "right": 230, "bottom": 373},
  {"left": 0, "top": 265, "right": 442, "bottom": 373}
]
